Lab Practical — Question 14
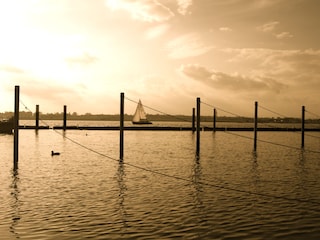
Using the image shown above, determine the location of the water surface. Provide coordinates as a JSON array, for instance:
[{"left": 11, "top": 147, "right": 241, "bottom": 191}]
[{"left": 0, "top": 128, "right": 320, "bottom": 239}]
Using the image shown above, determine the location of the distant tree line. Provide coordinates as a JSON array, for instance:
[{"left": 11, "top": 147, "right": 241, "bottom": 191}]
[{"left": 1, "top": 111, "right": 320, "bottom": 123}]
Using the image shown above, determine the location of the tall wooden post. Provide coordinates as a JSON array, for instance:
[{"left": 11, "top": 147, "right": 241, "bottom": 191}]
[
  {"left": 192, "top": 108, "right": 195, "bottom": 132},
  {"left": 213, "top": 108, "right": 217, "bottom": 132},
  {"left": 196, "top": 97, "right": 200, "bottom": 156},
  {"left": 14, "top": 86, "right": 20, "bottom": 170},
  {"left": 120, "top": 92, "right": 124, "bottom": 161},
  {"left": 63, "top": 105, "right": 67, "bottom": 131},
  {"left": 35, "top": 105, "right": 39, "bottom": 130},
  {"left": 254, "top": 101, "right": 258, "bottom": 151},
  {"left": 301, "top": 105, "right": 305, "bottom": 148}
]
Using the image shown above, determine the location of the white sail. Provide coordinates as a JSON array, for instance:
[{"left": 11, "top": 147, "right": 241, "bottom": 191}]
[{"left": 132, "top": 100, "right": 151, "bottom": 124}]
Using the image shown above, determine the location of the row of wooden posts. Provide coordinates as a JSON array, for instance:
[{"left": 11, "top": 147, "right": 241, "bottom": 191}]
[{"left": 12, "top": 87, "right": 310, "bottom": 169}]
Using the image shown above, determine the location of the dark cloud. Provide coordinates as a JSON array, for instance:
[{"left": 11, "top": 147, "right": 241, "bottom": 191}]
[
  {"left": 180, "top": 64, "right": 212, "bottom": 80},
  {"left": 180, "top": 64, "right": 286, "bottom": 93},
  {"left": 224, "top": 48, "right": 320, "bottom": 87}
]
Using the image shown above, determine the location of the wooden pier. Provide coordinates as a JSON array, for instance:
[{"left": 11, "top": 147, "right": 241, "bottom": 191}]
[
  {"left": 7, "top": 87, "right": 320, "bottom": 170},
  {"left": 17, "top": 125, "right": 320, "bottom": 132}
]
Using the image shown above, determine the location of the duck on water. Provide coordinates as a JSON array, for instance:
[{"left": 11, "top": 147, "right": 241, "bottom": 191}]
[{"left": 51, "top": 151, "right": 60, "bottom": 156}]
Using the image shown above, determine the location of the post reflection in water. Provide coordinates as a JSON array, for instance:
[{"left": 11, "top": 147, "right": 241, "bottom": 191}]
[
  {"left": 191, "top": 156, "right": 204, "bottom": 220},
  {"left": 116, "top": 162, "right": 128, "bottom": 231},
  {"left": 10, "top": 169, "right": 21, "bottom": 239},
  {"left": 297, "top": 149, "right": 308, "bottom": 199},
  {"left": 298, "top": 149, "right": 306, "bottom": 169},
  {"left": 192, "top": 156, "right": 202, "bottom": 198},
  {"left": 250, "top": 151, "right": 260, "bottom": 188}
]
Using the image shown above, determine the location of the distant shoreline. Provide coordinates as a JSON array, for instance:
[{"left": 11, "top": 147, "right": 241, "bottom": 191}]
[
  {"left": 1, "top": 111, "right": 320, "bottom": 123},
  {"left": 17, "top": 125, "right": 320, "bottom": 132}
]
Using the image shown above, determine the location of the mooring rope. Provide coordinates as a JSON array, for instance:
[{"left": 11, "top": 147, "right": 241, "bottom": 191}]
[
  {"left": 256, "top": 104, "right": 297, "bottom": 130},
  {"left": 259, "top": 104, "right": 289, "bottom": 118},
  {"left": 199, "top": 124, "right": 320, "bottom": 154},
  {"left": 19, "top": 99, "right": 54, "bottom": 128},
  {"left": 19, "top": 97, "right": 320, "bottom": 153},
  {"left": 40, "top": 126, "right": 320, "bottom": 210},
  {"left": 17, "top": 98, "right": 320, "bottom": 211},
  {"left": 125, "top": 97, "right": 191, "bottom": 123},
  {"left": 200, "top": 100, "right": 249, "bottom": 119},
  {"left": 200, "top": 100, "right": 320, "bottom": 152},
  {"left": 36, "top": 127, "right": 320, "bottom": 210},
  {"left": 259, "top": 104, "right": 320, "bottom": 140},
  {"left": 20, "top": 99, "right": 32, "bottom": 112},
  {"left": 306, "top": 110, "right": 320, "bottom": 119}
]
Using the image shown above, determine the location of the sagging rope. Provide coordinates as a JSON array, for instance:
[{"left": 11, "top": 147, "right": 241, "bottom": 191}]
[{"left": 17, "top": 98, "right": 320, "bottom": 211}]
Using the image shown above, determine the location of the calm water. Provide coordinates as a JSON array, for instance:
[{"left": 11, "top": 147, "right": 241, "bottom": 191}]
[
  {"left": 19, "top": 119, "right": 320, "bottom": 129},
  {"left": 1, "top": 124, "right": 320, "bottom": 239}
]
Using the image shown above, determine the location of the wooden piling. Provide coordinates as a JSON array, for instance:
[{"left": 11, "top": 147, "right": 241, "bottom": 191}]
[
  {"left": 63, "top": 105, "right": 67, "bottom": 131},
  {"left": 301, "top": 105, "right": 305, "bottom": 148},
  {"left": 196, "top": 97, "right": 200, "bottom": 156},
  {"left": 14, "top": 86, "right": 19, "bottom": 170},
  {"left": 120, "top": 92, "right": 124, "bottom": 161},
  {"left": 254, "top": 101, "right": 258, "bottom": 151},
  {"left": 35, "top": 105, "right": 39, "bottom": 130},
  {"left": 213, "top": 108, "right": 217, "bottom": 132},
  {"left": 192, "top": 108, "right": 195, "bottom": 132}
]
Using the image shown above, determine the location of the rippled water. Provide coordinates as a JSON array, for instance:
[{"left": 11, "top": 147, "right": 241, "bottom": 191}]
[{"left": 1, "top": 127, "right": 320, "bottom": 239}]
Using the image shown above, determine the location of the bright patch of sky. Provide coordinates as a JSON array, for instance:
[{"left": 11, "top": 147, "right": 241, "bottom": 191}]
[{"left": 0, "top": 0, "right": 319, "bottom": 117}]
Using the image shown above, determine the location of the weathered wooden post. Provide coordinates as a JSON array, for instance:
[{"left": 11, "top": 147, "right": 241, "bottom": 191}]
[
  {"left": 120, "top": 92, "right": 124, "bottom": 161},
  {"left": 192, "top": 108, "right": 195, "bottom": 132},
  {"left": 301, "top": 105, "right": 305, "bottom": 148},
  {"left": 63, "top": 105, "right": 67, "bottom": 131},
  {"left": 14, "top": 86, "right": 20, "bottom": 170},
  {"left": 254, "top": 101, "right": 258, "bottom": 151},
  {"left": 213, "top": 108, "right": 217, "bottom": 132},
  {"left": 196, "top": 97, "right": 200, "bottom": 156},
  {"left": 35, "top": 104, "right": 39, "bottom": 130}
]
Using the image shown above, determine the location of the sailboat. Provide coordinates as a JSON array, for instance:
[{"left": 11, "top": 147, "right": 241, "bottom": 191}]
[{"left": 132, "top": 100, "right": 152, "bottom": 124}]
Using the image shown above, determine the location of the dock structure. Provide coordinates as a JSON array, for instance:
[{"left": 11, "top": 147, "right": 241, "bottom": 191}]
[
  {"left": 8, "top": 86, "right": 319, "bottom": 172},
  {"left": 6, "top": 86, "right": 320, "bottom": 148},
  {"left": 17, "top": 125, "right": 320, "bottom": 132}
]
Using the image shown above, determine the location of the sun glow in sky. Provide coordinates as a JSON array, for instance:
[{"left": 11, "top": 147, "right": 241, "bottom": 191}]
[{"left": 0, "top": 0, "right": 319, "bottom": 117}]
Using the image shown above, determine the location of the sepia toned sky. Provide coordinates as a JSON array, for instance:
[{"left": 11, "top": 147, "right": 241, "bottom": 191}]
[{"left": 0, "top": 0, "right": 319, "bottom": 117}]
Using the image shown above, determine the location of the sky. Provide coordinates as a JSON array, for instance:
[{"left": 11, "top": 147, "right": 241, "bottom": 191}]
[{"left": 0, "top": 0, "right": 319, "bottom": 118}]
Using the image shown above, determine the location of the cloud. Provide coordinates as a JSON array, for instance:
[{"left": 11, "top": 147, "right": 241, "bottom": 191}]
[
  {"left": 257, "top": 21, "right": 293, "bottom": 40},
  {"left": 219, "top": 27, "right": 233, "bottom": 32},
  {"left": 220, "top": 47, "right": 320, "bottom": 108},
  {"left": 0, "top": 65, "right": 25, "bottom": 74},
  {"left": 275, "top": 31, "right": 293, "bottom": 39},
  {"left": 257, "top": 21, "right": 279, "bottom": 32},
  {"left": 179, "top": 64, "right": 286, "bottom": 93},
  {"left": 253, "top": 0, "right": 284, "bottom": 8},
  {"left": 24, "top": 83, "right": 80, "bottom": 100},
  {"left": 105, "top": 0, "right": 175, "bottom": 22},
  {"left": 224, "top": 48, "right": 320, "bottom": 78},
  {"left": 65, "top": 52, "right": 98, "bottom": 65},
  {"left": 17, "top": 78, "right": 87, "bottom": 111},
  {"left": 167, "top": 33, "right": 213, "bottom": 59},
  {"left": 145, "top": 23, "right": 170, "bottom": 39},
  {"left": 177, "top": 0, "right": 192, "bottom": 15}
]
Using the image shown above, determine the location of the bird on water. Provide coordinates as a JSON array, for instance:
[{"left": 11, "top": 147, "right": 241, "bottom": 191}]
[{"left": 51, "top": 151, "right": 60, "bottom": 156}]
